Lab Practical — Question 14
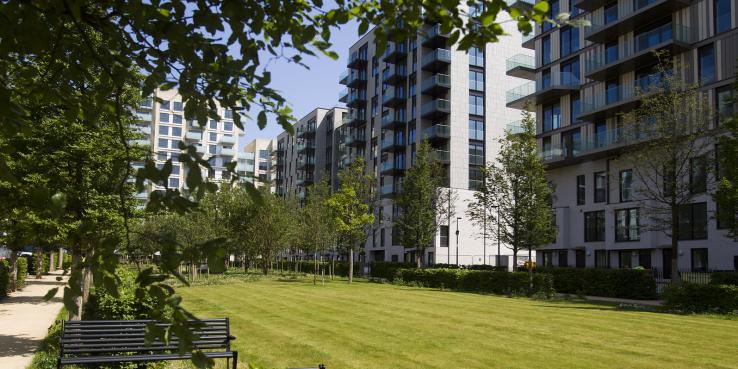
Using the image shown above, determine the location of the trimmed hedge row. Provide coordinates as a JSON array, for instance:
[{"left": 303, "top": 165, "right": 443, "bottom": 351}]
[
  {"left": 663, "top": 283, "right": 738, "bottom": 313},
  {"left": 537, "top": 267, "right": 657, "bottom": 300},
  {"left": 432, "top": 264, "right": 507, "bottom": 271},
  {"left": 710, "top": 272, "right": 738, "bottom": 286},
  {"left": 393, "top": 268, "right": 555, "bottom": 297},
  {"left": 277, "top": 260, "right": 362, "bottom": 277},
  {"left": 369, "top": 262, "right": 416, "bottom": 280},
  {"left": 0, "top": 260, "right": 10, "bottom": 298}
]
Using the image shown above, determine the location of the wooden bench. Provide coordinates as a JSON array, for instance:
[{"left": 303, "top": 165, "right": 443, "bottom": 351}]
[{"left": 58, "top": 318, "right": 237, "bottom": 369}]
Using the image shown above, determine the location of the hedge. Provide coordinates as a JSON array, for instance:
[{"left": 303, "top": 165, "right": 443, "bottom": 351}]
[
  {"left": 277, "top": 260, "right": 361, "bottom": 278},
  {"left": 710, "top": 272, "right": 738, "bottom": 286},
  {"left": 393, "top": 268, "right": 554, "bottom": 298},
  {"left": 537, "top": 267, "right": 657, "bottom": 300},
  {"left": 663, "top": 283, "right": 738, "bottom": 313},
  {"left": 0, "top": 259, "right": 10, "bottom": 298},
  {"left": 16, "top": 257, "right": 28, "bottom": 289},
  {"left": 84, "top": 268, "right": 167, "bottom": 320},
  {"left": 31, "top": 253, "right": 50, "bottom": 276},
  {"left": 369, "top": 261, "right": 415, "bottom": 280}
]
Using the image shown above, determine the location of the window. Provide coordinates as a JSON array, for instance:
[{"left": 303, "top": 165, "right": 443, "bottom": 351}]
[
  {"left": 469, "top": 142, "right": 484, "bottom": 166},
  {"left": 469, "top": 47, "right": 484, "bottom": 67},
  {"left": 560, "top": 27, "right": 580, "bottom": 57},
  {"left": 209, "top": 120, "right": 218, "bottom": 129},
  {"left": 615, "top": 208, "right": 640, "bottom": 242},
  {"left": 699, "top": 44, "right": 716, "bottom": 84},
  {"left": 715, "top": 0, "right": 732, "bottom": 34},
  {"left": 171, "top": 127, "right": 182, "bottom": 137},
  {"left": 469, "top": 94, "right": 484, "bottom": 116},
  {"left": 606, "top": 78, "right": 620, "bottom": 104},
  {"left": 224, "top": 109, "right": 234, "bottom": 119},
  {"left": 542, "top": 36, "right": 551, "bottom": 64},
  {"left": 678, "top": 202, "right": 708, "bottom": 240},
  {"left": 619, "top": 169, "right": 633, "bottom": 202},
  {"left": 209, "top": 132, "right": 217, "bottom": 141},
  {"left": 543, "top": 0, "right": 559, "bottom": 31},
  {"left": 561, "top": 58, "right": 580, "bottom": 82},
  {"left": 542, "top": 102, "right": 561, "bottom": 132},
  {"left": 160, "top": 100, "right": 170, "bottom": 110},
  {"left": 689, "top": 156, "right": 707, "bottom": 194},
  {"left": 638, "top": 250, "right": 652, "bottom": 269},
  {"left": 604, "top": 2, "right": 618, "bottom": 24},
  {"left": 259, "top": 150, "right": 269, "bottom": 159},
  {"left": 208, "top": 145, "right": 217, "bottom": 154},
  {"left": 168, "top": 177, "right": 179, "bottom": 188},
  {"left": 635, "top": 22, "right": 673, "bottom": 52},
  {"left": 172, "top": 114, "right": 182, "bottom": 124},
  {"left": 561, "top": 129, "right": 581, "bottom": 158},
  {"left": 691, "top": 248, "right": 708, "bottom": 272},
  {"left": 469, "top": 70, "right": 484, "bottom": 91},
  {"left": 157, "top": 152, "right": 167, "bottom": 161},
  {"left": 571, "top": 92, "right": 581, "bottom": 123},
  {"left": 542, "top": 68, "right": 551, "bottom": 89},
  {"left": 469, "top": 119, "right": 484, "bottom": 140},
  {"left": 605, "top": 41, "right": 618, "bottom": 64},
  {"left": 558, "top": 250, "right": 568, "bottom": 267},
  {"left": 173, "top": 101, "right": 183, "bottom": 111},
  {"left": 469, "top": 167, "right": 484, "bottom": 190},
  {"left": 594, "top": 172, "right": 607, "bottom": 203},
  {"left": 159, "top": 126, "right": 169, "bottom": 135},
  {"left": 440, "top": 226, "right": 449, "bottom": 247},
  {"left": 584, "top": 211, "right": 605, "bottom": 242},
  {"left": 619, "top": 251, "right": 632, "bottom": 268},
  {"left": 717, "top": 201, "right": 735, "bottom": 230},
  {"left": 158, "top": 138, "right": 168, "bottom": 148},
  {"left": 595, "top": 249, "right": 608, "bottom": 268},
  {"left": 594, "top": 121, "right": 607, "bottom": 148},
  {"left": 716, "top": 85, "right": 735, "bottom": 126},
  {"left": 171, "top": 165, "right": 180, "bottom": 175},
  {"left": 159, "top": 112, "right": 169, "bottom": 122},
  {"left": 569, "top": 0, "right": 580, "bottom": 17},
  {"left": 577, "top": 175, "right": 585, "bottom": 205}
]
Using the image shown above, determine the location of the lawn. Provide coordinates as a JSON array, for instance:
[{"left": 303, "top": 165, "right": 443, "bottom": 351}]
[{"left": 179, "top": 276, "right": 738, "bottom": 369}]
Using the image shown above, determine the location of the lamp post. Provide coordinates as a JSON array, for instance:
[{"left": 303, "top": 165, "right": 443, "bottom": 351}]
[{"left": 455, "top": 217, "right": 461, "bottom": 266}]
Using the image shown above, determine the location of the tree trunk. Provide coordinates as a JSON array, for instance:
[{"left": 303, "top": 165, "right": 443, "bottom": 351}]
[
  {"left": 527, "top": 247, "right": 533, "bottom": 293},
  {"left": 348, "top": 247, "right": 354, "bottom": 284},
  {"left": 35, "top": 249, "right": 43, "bottom": 279},
  {"left": 9, "top": 252, "right": 18, "bottom": 292},
  {"left": 513, "top": 249, "right": 518, "bottom": 272},
  {"left": 69, "top": 249, "right": 84, "bottom": 320},
  {"left": 671, "top": 205, "right": 681, "bottom": 284},
  {"left": 49, "top": 251, "right": 56, "bottom": 272},
  {"left": 313, "top": 253, "right": 317, "bottom": 286},
  {"left": 331, "top": 255, "right": 335, "bottom": 280},
  {"left": 416, "top": 250, "right": 422, "bottom": 268},
  {"left": 58, "top": 248, "right": 64, "bottom": 270}
]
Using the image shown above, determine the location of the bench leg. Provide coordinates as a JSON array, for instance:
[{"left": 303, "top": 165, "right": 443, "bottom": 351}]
[{"left": 232, "top": 351, "right": 238, "bottom": 369}]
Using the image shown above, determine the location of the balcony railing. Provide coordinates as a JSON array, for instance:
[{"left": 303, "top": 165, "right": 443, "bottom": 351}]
[
  {"left": 296, "top": 156, "right": 316, "bottom": 168},
  {"left": 297, "top": 123, "right": 316, "bottom": 137},
  {"left": 422, "top": 124, "right": 451, "bottom": 141},
  {"left": 421, "top": 24, "right": 451, "bottom": 47},
  {"left": 380, "top": 160, "right": 406, "bottom": 173},
  {"left": 135, "top": 111, "right": 152, "bottom": 122},
  {"left": 339, "top": 70, "right": 349, "bottom": 85},
  {"left": 339, "top": 88, "right": 348, "bottom": 103},
  {"left": 584, "top": 0, "right": 692, "bottom": 42},
  {"left": 507, "top": 72, "right": 581, "bottom": 109},
  {"left": 297, "top": 140, "right": 316, "bottom": 153},
  {"left": 343, "top": 110, "right": 367, "bottom": 126},
  {"left": 380, "top": 183, "right": 402, "bottom": 197},
  {"left": 434, "top": 150, "right": 451, "bottom": 164},
  {"left": 219, "top": 135, "right": 236, "bottom": 145},
  {"left": 346, "top": 72, "right": 367, "bottom": 88},
  {"left": 506, "top": 120, "right": 527, "bottom": 134},
  {"left": 506, "top": 82, "right": 535, "bottom": 104},
  {"left": 421, "top": 48, "right": 451, "bottom": 70},
  {"left": 347, "top": 89, "right": 367, "bottom": 107},
  {"left": 382, "top": 64, "right": 408, "bottom": 84},
  {"left": 380, "top": 135, "right": 405, "bottom": 152},
  {"left": 579, "top": 82, "right": 662, "bottom": 119},
  {"left": 383, "top": 41, "right": 408, "bottom": 62},
  {"left": 506, "top": 54, "right": 535, "bottom": 80},
  {"left": 382, "top": 86, "right": 406, "bottom": 107},
  {"left": 420, "top": 99, "right": 451, "bottom": 118},
  {"left": 381, "top": 110, "right": 406, "bottom": 129},
  {"left": 421, "top": 74, "right": 451, "bottom": 94},
  {"left": 344, "top": 129, "right": 366, "bottom": 147},
  {"left": 348, "top": 51, "right": 368, "bottom": 68},
  {"left": 543, "top": 124, "right": 656, "bottom": 164}
]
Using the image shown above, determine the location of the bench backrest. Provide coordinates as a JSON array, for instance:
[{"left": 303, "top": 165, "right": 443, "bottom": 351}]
[{"left": 60, "top": 318, "right": 232, "bottom": 356}]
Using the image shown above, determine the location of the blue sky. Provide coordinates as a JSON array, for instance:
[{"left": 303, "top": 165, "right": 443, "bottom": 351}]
[{"left": 240, "top": 21, "right": 359, "bottom": 144}]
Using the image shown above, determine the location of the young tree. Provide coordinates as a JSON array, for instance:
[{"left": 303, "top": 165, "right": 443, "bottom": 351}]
[
  {"left": 466, "top": 168, "right": 496, "bottom": 266},
  {"left": 472, "top": 108, "right": 556, "bottom": 287},
  {"left": 246, "top": 188, "right": 296, "bottom": 275},
  {"left": 437, "top": 187, "right": 459, "bottom": 265},
  {"left": 301, "top": 178, "right": 337, "bottom": 284},
  {"left": 622, "top": 60, "right": 717, "bottom": 283},
  {"left": 327, "top": 158, "right": 375, "bottom": 283},
  {"left": 395, "top": 141, "right": 444, "bottom": 267}
]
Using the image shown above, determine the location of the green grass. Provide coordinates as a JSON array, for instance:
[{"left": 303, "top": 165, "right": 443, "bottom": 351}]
[{"left": 179, "top": 277, "right": 738, "bottom": 369}]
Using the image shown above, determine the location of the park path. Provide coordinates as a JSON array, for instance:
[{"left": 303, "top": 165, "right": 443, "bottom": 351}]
[{"left": 0, "top": 271, "right": 67, "bottom": 369}]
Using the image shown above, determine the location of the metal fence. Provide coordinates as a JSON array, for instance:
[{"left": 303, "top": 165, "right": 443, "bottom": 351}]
[{"left": 651, "top": 269, "right": 714, "bottom": 294}]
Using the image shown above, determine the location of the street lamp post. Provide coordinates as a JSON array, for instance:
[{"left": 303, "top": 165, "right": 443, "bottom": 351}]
[{"left": 455, "top": 217, "right": 461, "bottom": 266}]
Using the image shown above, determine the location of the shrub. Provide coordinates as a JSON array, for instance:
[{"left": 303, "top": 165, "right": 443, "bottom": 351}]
[
  {"left": 538, "top": 268, "right": 657, "bottom": 300},
  {"left": 663, "top": 283, "right": 738, "bottom": 313},
  {"left": 31, "top": 253, "right": 50, "bottom": 276},
  {"left": 0, "top": 259, "right": 10, "bottom": 298},
  {"left": 710, "top": 272, "right": 738, "bottom": 286},
  {"left": 369, "top": 262, "right": 415, "bottom": 280},
  {"left": 16, "top": 257, "right": 28, "bottom": 289},
  {"left": 393, "top": 268, "right": 554, "bottom": 297},
  {"left": 84, "top": 268, "right": 164, "bottom": 320}
]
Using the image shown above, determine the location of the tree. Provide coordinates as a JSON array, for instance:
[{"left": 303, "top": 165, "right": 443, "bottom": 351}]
[
  {"left": 622, "top": 59, "right": 717, "bottom": 283},
  {"left": 471, "top": 108, "right": 556, "bottom": 287},
  {"left": 395, "top": 141, "right": 444, "bottom": 267},
  {"left": 328, "top": 158, "right": 375, "bottom": 283},
  {"left": 437, "top": 187, "right": 458, "bottom": 265},
  {"left": 245, "top": 188, "right": 296, "bottom": 275},
  {"left": 713, "top": 73, "right": 738, "bottom": 240},
  {"left": 466, "top": 168, "right": 496, "bottom": 266},
  {"left": 301, "top": 178, "right": 337, "bottom": 284}
]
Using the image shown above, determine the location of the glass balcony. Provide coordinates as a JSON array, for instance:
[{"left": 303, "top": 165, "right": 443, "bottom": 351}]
[
  {"left": 296, "top": 156, "right": 315, "bottom": 169},
  {"left": 195, "top": 145, "right": 206, "bottom": 154},
  {"left": 346, "top": 72, "right": 367, "bottom": 88},
  {"left": 135, "top": 111, "right": 152, "bottom": 122},
  {"left": 585, "top": 0, "right": 692, "bottom": 43},
  {"left": 219, "top": 135, "right": 236, "bottom": 145},
  {"left": 506, "top": 54, "right": 535, "bottom": 80},
  {"left": 421, "top": 24, "right": 450, "bottom": 48},
  {"left": 506, "top": 120, "right": 527, "bottom": 134},
  {"left": 381, "top": 110, "right": 406, "bottom": 129},
  {"left": 129, "top": 138, "right": 150, "bottom": 147},
  {"left": 348, "top": 50, "right": 368, "bottom": 69},
  {"left": 380, "top": 183, "right": 402, "bottom": 198},
  {"left": 421, "top": 74, "right": 451, "bottom": 95},
  {"left": 579, "top": 82, "right": 663, "bottom": 121},
  {"left": 380, "top": 160, "right": 406, "bottom": 175},
  {"left": 383, "top": 41, "right": 408, "bottom": 62},
  {"left": 505, "top": 81, "right": 535, "bottom": 108},
  {"left": 382, "top": 64, "right": 407, "bottom": 84},
  {"left": 139, "top": 98, "right": 153, "bottom": 109},
  {"left": 343, "top": 110, "right": 366, "bottom": 127},
  {"left": 380, "top": 135, "right": 405, "bottom": 152},
  {"left": 297, "top": 122, "right": 316, "bottom": 138},
  {"left": 420, "top": 98, "right": 450, "bottom": 119},
  {"left": 344, "top": 129, "right": 366, "bottom": 147},
  {"left": 421, "top": 48, "right": 451, "bottom": 71},
  {"left": 521, "top": 31, "right": 535, "bottom": 50},
  {"left": 434, "top": 150, "right": 451, "bottom": 164},
  {"left": 543, "top": 123, "right": 656, "bottom": 167},
  {"left": 219, "top": 147, "right": 235, "bottom": 156},
  {"left": 297, "top": 140, "right": 316, "bottom": 153},
  {"left": 422, "top": 124, "right": 451, "bottom": 142},
  {"left": 339, "top": 70, "right": 349, "bottom": 85},
  {"left": 382, "top": 86, "right": 407, "bottom": 108},
  {"left": 507, "top": 72, "right": 580, "bottom": 110},
  {"left": 347, "top": 89, "right": 367, "bottom": 108},
  {"left": 185, "top": 131, "right": 201, "bottom": 141},
  {"left": 584, "top": 24, "right": 693, "bottom": 80},
  {"left": 339, "top": 88, "right": 348, "bottom": 103}
]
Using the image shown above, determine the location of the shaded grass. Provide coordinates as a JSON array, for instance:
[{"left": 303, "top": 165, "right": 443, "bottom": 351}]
[{"left": 178, "top": 277, "right": 738, "bottom": 369}]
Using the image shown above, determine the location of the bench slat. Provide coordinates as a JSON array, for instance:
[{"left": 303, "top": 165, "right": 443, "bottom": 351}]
[{"left": 60, "top": 351, "right": 234, "bottom": 364}]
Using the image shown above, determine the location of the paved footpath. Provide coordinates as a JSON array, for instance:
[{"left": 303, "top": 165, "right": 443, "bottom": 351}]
[{"left": 0, "top": 271, "right": 67, "bottom": 369}]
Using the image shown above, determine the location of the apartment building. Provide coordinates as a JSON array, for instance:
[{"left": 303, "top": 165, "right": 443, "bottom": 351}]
[
  {"left": 241, "top": 138, "right": 277, "bottom": 190},
  {"left": 506, "top": 0, "right": 738, "bottom": 271},
  {"left": 274, "top": 108, "right": 347, "bottom": 199},
  {"left": 130, "top": 88, "right": 246, "bottom": 203},
  {"left": 336, "top": 7, "right": 532, "bottom": 265}
]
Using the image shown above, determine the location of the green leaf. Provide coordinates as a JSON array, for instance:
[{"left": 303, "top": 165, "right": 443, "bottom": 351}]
[
  {"left": 533, "top": 1, "right": 550, "bottom": 14},
  {"left": 257, "top": 110, "right": 267, "bottom": 129}
]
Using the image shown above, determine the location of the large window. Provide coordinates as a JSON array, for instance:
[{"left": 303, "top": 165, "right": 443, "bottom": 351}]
[
  {"left": 569, "top": 0, "right": 580, "bottom": 17},
  {"left": 689, "top": 156, "right": 707, "bottom": 194},
  {"left": 606, "top": 78, "right": 620, "bottom": 104},
  {"left": 571, "top": 92, "right": 581, "bottom": 123},
  {"left": 576, "top": 175, "right": 585, "bottom": 205},
  {"left": 619, "top": 251, "right": 633, "bottom": 268},
  {"left": 584, "top": 211, "right": 605, "bottom": 242},
  {"left": 678, "top": 202, "right": 708, "bottom": 240},
  {"left": 173, "top": 101, "right": 184, "bottom": 112},
  {"left": 594, "top": 171, "right": 607, "bottom": 203},
  {"left": 469, "top": 142, "right": 485, "bottom": 166},
  {"left": 469, "top": 94, "right": 484, "bottom": 116},
  {"left": 469, "top": 47, "right": 484, "bottom": 67},
  {"left": 605, "top": 41, "right": 618, "bottom": 64},
  {"left": 542, "top": 36, "right": 551, "bottom": 65},
  {"left": 561, "top": 58, "right": 580, "bottom": 82},
  {"left": 469, "top": 166, "right": 484, "bottom": 190},
  {"left": 691, "top": 248, "right": 708, "bottom": 272},
  {"left": 715, "top": 0, "right": 732, "bottom": 34},
  {"left": 699, "top": 44, "right": 716, "bottom": 84},
  {"left": 469, "top": 119, "right": 484, "bottom": 140},
  {"left": 542, "top": 0, "right": 559, "bottom": 31},
  {"left": 604, "top": 3, "right": 618, "bottom": 24},
  {"left": 594, "top": 121, "right": 607, "bottom": 147},
  {"left": 469, "top": 70, "right": 484, "bottom": 91},
  {"left": 561, "top": 129, "right": 581, "bottom": 158},
  {"left": 542, "top": 102, "right": 561, "bottom": 132},
  {"left": 619, "top": 169, "right": 633, "bottom": 202},
  {"left": 615, "top": 208, "right": 640, "bottom": 242},
  {"left": 561, "top": 27, "right": 580, "bottom": 57},
  {"left": 440, "top": 226, "right": 449, "bottom": 247}
]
